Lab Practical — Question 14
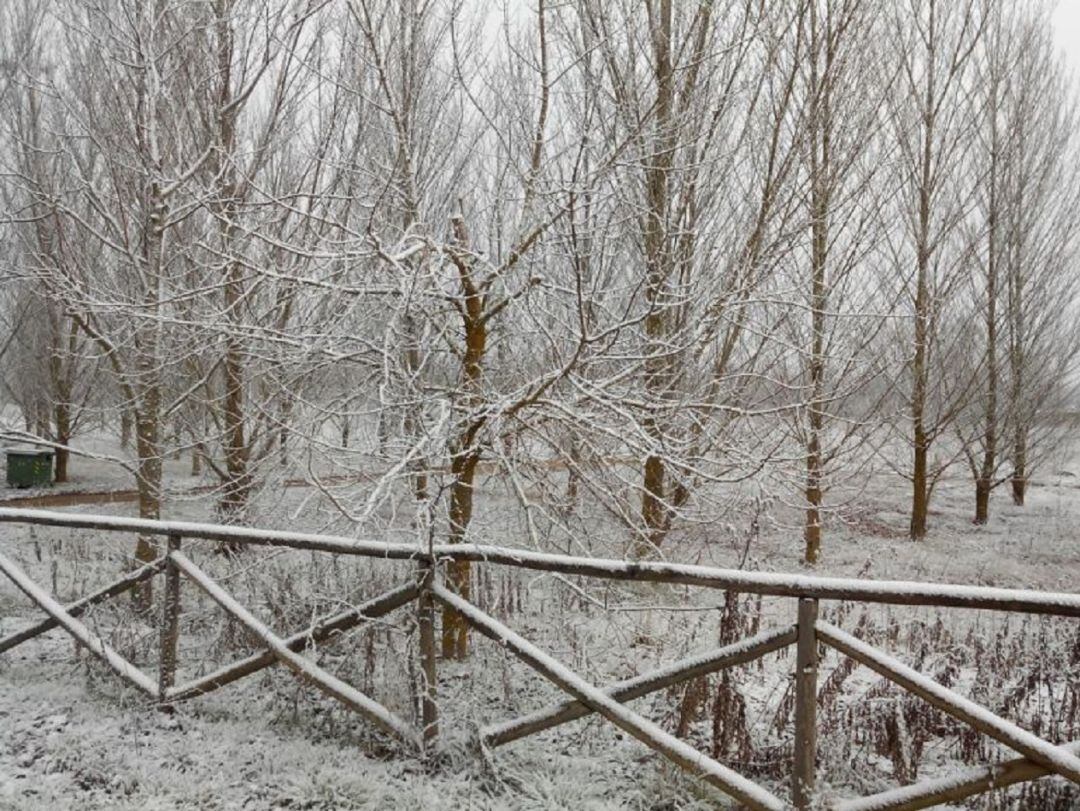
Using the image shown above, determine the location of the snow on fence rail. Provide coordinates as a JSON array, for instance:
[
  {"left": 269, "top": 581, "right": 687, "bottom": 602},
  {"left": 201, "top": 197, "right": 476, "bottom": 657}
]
[
  {"left": 1, "top": 507, "right": 1079, "bottom": 616},
  {"left": 0, "top": 506, "right": 1078, "bottom": 810}
]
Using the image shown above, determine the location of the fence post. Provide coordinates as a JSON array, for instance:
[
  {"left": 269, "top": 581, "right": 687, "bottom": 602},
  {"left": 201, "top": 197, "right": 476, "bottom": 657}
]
[
  {"left": 793, "top": 597, "right": 818, "bottom": 809},
  {"left": 417, "top": 561, "right": 439, "bottom": 751},
  {"left": 158, "top": 533, "right": 182, "bottom": 699}
]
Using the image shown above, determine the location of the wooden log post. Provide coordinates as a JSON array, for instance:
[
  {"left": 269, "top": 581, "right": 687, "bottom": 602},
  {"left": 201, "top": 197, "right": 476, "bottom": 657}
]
[
  {"left": 417, "top": 562, "right": 439, "bottom": 751},
  {"left": 793, "top": 597, "right": 818, "bottom": 809},
  {"left": 158, "top": 533, "right": 182, "bottom": 698}
]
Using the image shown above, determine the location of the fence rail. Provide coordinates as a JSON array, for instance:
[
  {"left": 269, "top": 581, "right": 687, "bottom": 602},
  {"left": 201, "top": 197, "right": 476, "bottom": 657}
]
[{"left": 0, "top": 505, "right": 1077, "bottom": 810}]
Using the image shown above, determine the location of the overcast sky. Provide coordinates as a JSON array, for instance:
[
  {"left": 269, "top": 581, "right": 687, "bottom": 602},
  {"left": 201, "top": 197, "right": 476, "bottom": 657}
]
[{"left": 1053, "top": 2, "right": 1080, "bottom": 76}]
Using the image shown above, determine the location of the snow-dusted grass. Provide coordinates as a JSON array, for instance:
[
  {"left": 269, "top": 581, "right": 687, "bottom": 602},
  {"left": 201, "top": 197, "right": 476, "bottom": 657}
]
[{"left": 1, "top": 434, "right": 1079, "bottom": 808}]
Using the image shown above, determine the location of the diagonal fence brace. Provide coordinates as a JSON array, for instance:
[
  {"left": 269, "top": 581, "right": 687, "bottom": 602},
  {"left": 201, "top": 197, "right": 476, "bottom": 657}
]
[
  {"left": 483, "top": 625, "right": 797, "bottom": 747},
  {"left": 816, "top": 620, "right": 1080, "bottom": 787},
  {"left": 170, "top": 551, "right": 421, "bottom": 750},
  {"left": 0, "top": 549, "right": 158, "bottom": 696},
  {"left": 836, "top": 739, "right": 1080, "bottom": 811},
  {"left": 0, "top": 557, "right": 166, "bottom": 654},
  {"left": 432, "top": 584, "right": 786, "bottom": 811},
  {"left": 165, "top": 580, "right": 418, "bottom": 701}
]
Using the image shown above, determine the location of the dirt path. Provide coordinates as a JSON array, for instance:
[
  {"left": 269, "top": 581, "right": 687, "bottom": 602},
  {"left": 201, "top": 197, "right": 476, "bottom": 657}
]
[
  {"left": 0, "top": 478, "right": 328, "bottom": 510},
  {"left": 0, "top": 477, "right": 348, "bottom": 510},
  {"left": 0, "top": 489, "right": 153, "bottom": 509},
  {"left": 0, "top": 454, "right": 639, "bottom": 511}
]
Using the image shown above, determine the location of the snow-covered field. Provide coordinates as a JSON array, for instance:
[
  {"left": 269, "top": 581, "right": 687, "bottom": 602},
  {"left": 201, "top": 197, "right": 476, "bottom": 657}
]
[{"left": 1, "top": 438, "right": 1079, "bottom": 810}]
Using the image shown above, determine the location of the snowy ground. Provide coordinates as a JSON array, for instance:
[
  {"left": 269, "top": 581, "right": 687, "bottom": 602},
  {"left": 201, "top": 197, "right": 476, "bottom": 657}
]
[{"left": 1, "top": 435, "right": 1079, "bottom": 809}]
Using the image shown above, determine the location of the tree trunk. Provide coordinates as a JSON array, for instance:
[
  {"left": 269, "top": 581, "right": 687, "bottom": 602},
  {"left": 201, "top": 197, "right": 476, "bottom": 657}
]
[
  {"left": 441, "top": 451, "right": 478, "bottom": 660},
  {"left": 48, "top": 316, "right": 76, "bottom": 485},
  {"left": 1011, "top": 431, "right": 1027, "bottom": 506},
  {"left": 377, "top": 407, "right": 390, "bottom": 454},
  {"left": 53, "top": 444, "right": 69, "bottom": 484},
  {"left": 1008, "top": 260, "right": 1027, "bottom": 507},
  {"left": 121, "top": 410, "right": 132, "bottom": 449},
  {"left": 439, "top": 214, "right": 487, "bottom": 660},
  {"left": 1011, "top": 475, "right": 1026, "bottom": 506},
  {"left": 804, "top": 10, "right": 829, "bottom": 565},
  {"left": 910, "top": 170, "right": 932, "bottom": 538},
  {"left": 974, "top": 477, "right": 991, "bottom": 524},
  {"left": 35, "top": 411, "right": 48, "bottom": 439},
  {"left": 219, "top": 250, "right": 250, "bottom": 527},
  {"left": 53, "top": 401, "right": 71, "bottom": 484},
  {"left": 132, "top": 168, "right": 167, "bottom": 610},
  {"left": 564, "top": 436, "right": 580, "bottom": 513},
  {"left": 910, "top": 430, "right": 929, "bottom": 540},
  {"left": 132, "top": 378, "right": 161, "bottom": 612},
  {"left": 639, "top": 452, "right": 667, "bottom": 557},
  {"left": 637, "top": 0, "right": 677, "bottom": 558},
  {"left": 975, "top": 77, "right": 1001, "bottom": 526},
  {"left": 804, "top": 439, "right": 823, "bottom": 565},
  {"left": 214, "top": 10, "right": 250, "bottom": 535},
  {"left": 907, "top": 7, "right": 941, "bottom": 543}
]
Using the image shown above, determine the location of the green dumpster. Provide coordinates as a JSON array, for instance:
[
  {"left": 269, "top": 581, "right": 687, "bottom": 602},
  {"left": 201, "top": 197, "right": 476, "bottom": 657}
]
[{"left": 6, "top": 449, "right": 55, "bottom": 488}]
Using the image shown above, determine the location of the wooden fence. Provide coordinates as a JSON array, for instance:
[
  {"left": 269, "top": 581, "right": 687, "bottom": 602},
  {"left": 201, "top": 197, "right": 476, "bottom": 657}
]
[{"left": 0, "top": 506, "right": 1078, "bottom": 810}]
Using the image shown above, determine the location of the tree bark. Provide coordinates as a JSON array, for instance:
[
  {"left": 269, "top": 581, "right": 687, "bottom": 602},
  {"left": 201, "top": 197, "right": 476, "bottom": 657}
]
[
  {"left": 440, "top": 214, "right": 487, "bottom": 660},
  {"left": 974, "top": 478, "right": 991, "bottom": 524},
  {"left": 804, "top": 0, "right": 830, "bottom": 565},
  {"left": 1011, "top": 431, "right": 1027, "bottom": 505},
  {"left": 804, "top": 442, "right": 823, "bottom": 564},
  {"left": 53, "top": 416, "right": 70, "bottom": 483},
  {"left": 215, "top": 3, "right": 251, "bottom": 532},
  {"left": 132, "top": 372, "right": 161, "bottom": 612},
  {"left": 911, "top": 427, "right": 929, "bottom": 541},
  {"left": 975, "top": 55, "right": 1002, "bottom": 526},
  {"left": 442, "top": 450, "right": 479, "bottom": 660},
  {"left": 909, "top": 26, "right": 935, "bottom": 542},
  {"left": 637, "top": 0, "right": 677, "bottom": 558},
  {"left": 131, "top": 161, "right": 167, "bottom": 609},
  {"left": 120, "top": 410, "right": 132, "bottom": 449},
  {"left": 1008, "top": 246, "right": 1028, "bottom": 506}
]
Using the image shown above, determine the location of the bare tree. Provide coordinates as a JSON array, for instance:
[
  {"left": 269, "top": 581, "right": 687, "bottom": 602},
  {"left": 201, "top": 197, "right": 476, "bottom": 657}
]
[
  {"left": 1000, "top": 8, "right": 1080, "bottom": 507},
  {"left": 885, "top": 0, "right": 987, "bottom": 540},
  {"left": 787, "top": 0, "right": 892, "bottom": 562},
  {"left": 569, "top": 0, "right": 810, "bottom": 559},
  {"left": 0, "top": 285, "right": 101, "bottom": 481},
  {"left": 1, "top": 0, "right": 309, "bottom": 600},
  {"left": 962, "top": 0, "right": 1016, "bottom": 525}
]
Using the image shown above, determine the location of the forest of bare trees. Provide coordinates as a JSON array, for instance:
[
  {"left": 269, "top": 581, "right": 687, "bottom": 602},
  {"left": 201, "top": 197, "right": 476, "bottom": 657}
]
[{"left": 1, "top": 0, "right": 1079, "bottom": 648}]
